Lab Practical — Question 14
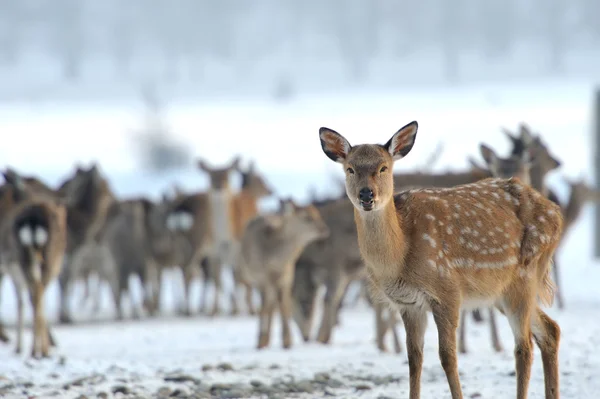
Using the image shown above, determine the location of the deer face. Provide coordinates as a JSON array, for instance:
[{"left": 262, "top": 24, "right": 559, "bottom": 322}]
[
  {"left": 287, "top": 202, "right": 330, "bottom": 241},
  {"left": 241, "top": 162, "right": 273, "bottom": 198},
  {"left": 479, "top": 144, "right": 533, "bottom": 184},
  {"left": 319, "top": 121, "right": 418, "bottom": 212},
  {"left": 198, "top": 157, "right": 240, "bottom": 193}
]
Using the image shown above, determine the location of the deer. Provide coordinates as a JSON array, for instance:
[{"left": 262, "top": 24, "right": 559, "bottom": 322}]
[
  {"left": 197, "top": 157, "right": 240, "bottom": 316},
  {"left": 319, "top": 121, "right": 563, "bottom": 399},
  {"left": 162, "top": 190, "right": 214, "bottom": 316},
  {"left": 55, "top": 163, "right": 115, "bottom": 324},
  {"left": 0, "top": 170, "right": 68, "bottom": 357},
  {"left": 0, "top": 169, "right": 66, "bottom": 352},
  {"left": 457, "top": 140, "right": 540, "bottom": 354},
  {"left": 238, "top": 198, "right": 329, "bottom": 349},
  {"left": 228, "top": 161, "right": 273, "bottom": 315},
  {"left": 291, "top": 196, "right": 366, "bottom": 345}
]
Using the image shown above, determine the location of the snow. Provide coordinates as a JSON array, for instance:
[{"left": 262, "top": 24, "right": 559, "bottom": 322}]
[{"left": 1, "top": 80, "right": 600, "bottom": 398}]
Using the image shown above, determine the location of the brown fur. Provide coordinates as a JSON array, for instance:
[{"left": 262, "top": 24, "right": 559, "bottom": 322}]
[
  {"left": 320, "top": 121, "right": 563, "bottom": 399},
  {"left": 228, "top": 161, "right": 272, "bottom": 315},
  {"left": 238, "top": 200, "right": 329, "bottom": 349},
  {"left": 55, "top": 164, "right": 115, "bottom": 324},
  {"left": 0, "top": 196, "right": 67, "bottom": 357}
]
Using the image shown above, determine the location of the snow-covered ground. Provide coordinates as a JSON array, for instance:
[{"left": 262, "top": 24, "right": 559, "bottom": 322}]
[{"left": 1, "top": 80, "right": 600, "bottom": 398}]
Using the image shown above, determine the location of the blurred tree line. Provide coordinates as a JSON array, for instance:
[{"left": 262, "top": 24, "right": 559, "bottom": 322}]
[{"left": 0, "top": 0, "right": 596, "bottom": 86}]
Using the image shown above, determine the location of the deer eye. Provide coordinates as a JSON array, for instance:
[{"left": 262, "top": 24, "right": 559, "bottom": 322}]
[
  {"left": 346, "top": 167, "right": 354, "bottom": 174},
  {"left": 380, "top": 166, "right": 388, "bottom": 173}
]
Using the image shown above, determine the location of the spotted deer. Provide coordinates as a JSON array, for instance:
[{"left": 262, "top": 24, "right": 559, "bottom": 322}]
[
  {"left": 0, "top": 171, "right": 67, "bottom": 357},
  {"left": 458, "top": 141, "right": 539, "bottom": 354},
  {"left": 238, "top": 199, "right": 329, "bottom": 349},
  {"left": 319, "top": 121, "right": 563, "bottom": 399}
]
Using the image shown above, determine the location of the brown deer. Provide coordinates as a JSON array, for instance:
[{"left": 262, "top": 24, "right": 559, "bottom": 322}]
[
  {"left": 292, "top": 196, "right": 365, "bottom": 343},
  {"left": 162, "top": 191, "right": 214, "bottom": 316},
  {"left": 504, "top": 124, "right": 567, "bottom": 309},
  {"left": 197, "top": 157, "right": 240, "bottom": 315},
  {"left": 0, "top": 169, "right": 64, "bottom": 351},
  {"left": 457, "top": 141, "right": 537, "bottom": 354},
  {"left": 238, "top": 199, "right": 329, "bottom": 349},
  {"left": 228, "top": 161, "right": 273, "bottom": 315},
  {"left": 56, "top": 163, "right": 115, "bottom": 324},
  {"left": 0, "top": 172, "right": 67, "bottom": 357},
  {"left": 319, "top": 121, "right": 563, "bottom": 399}
]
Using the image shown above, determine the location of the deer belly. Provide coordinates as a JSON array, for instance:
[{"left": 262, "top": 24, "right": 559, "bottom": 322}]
[{"left": 381, "top": 278, "right": 429, "bottom": 308}]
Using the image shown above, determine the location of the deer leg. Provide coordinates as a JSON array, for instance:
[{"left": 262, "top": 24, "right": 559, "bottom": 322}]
[
  {"left": 277, "top": 284, "right": 293, "bottom": 349},
  {"left": 432, "top": 302, "right": 463, "bottom": 399},
  {"left": 388, "top": 310, "right": 403, "bottom": 354},
  {"left": 401, "top": 308, "right": 428, "bottom": 399},
  {"left": 209, "top": 258, "right": 223, "bottom": 317},
  {"left": 244, "top": 281, "right": 256, "bottom": 315},
  {"left": 374, "top": 301, "right": 388, "bottom": 352},
  {"left": 58, "top": 272, "right": 73, "bottom": 324},
  {"left": 472, "top": 308, "right": 484, "bottom": 323},
  {"left": 551, "top": 255, "right": 564, "bottom": 309},
  {"left": 47, "top": 327, "right": 57, "bottom": 348},
  {"left": 532, "top": 307, "right": 560, "bottom": 399},
  {"left": 198, "top": 257, "right": 209, "bottom": 314},
  {"left": 257, "top": 287, "right": 276, "bottom": 349},
  {"left": 30, "top": 286, "right": 43, "bottom": 359},
  {"left": 503, "top": 294, "right": 535, "bottom": 399},
  {"left": 316, "top": 274, "right": 349, "bottom": 344},
  {"left": 13, "top": 279, "right": 23, "bottom": 354},
  {"left": 0, "top": 273, "right": 9, "bottom": 343},
  {"left": 178, "top": 266, "right": 193, "bottom": 317},
  {"left": 489, "top": 307, "right": 503, "bottom": 352},
  {"left": 458, "top": 309, "right": 468, "bottom": 354}
]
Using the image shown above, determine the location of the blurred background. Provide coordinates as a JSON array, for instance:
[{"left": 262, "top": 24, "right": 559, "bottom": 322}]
[{"left": 0, "top": 0, "right": 599, "bottom": 321}]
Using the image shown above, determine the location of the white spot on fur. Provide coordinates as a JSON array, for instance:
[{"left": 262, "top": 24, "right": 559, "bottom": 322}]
[
  {"left": 476, "top": 220, "right": 483, "bottom": 227},
  {"left": 428, "top": 259, "right": 436, "bottom": 269},
  {"left": 453, "top": 213, "right": 460, "bottom": 219},
  {"left": 503, "top": 192, "right": 512, "bottom": 202},
  {"left": 422, "top": 234, "right": 437, "bottom": 248},
  {"left": 438, "top": 250, "right": 444, "bottom": 259},
  {"left": 492, "top": 192, "right": 500, "bottom": 199},
  {"left": 446, "top": 226, "right": 453, "bottom": 235},
  {"left": 18, "top": 227, "right": 33, "bottom": 246},
  {"left": 538, "top": 216, "right": 546, "bottom": 223},
  {"left": 34, "top": 226, "right": 48, "bottom": 246},
  {"left": 425, "top": 214, "right": 435, "bottom": 221}
]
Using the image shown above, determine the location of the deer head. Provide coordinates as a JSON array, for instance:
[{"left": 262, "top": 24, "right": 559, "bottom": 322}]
[
  {"left": 240, "top": 161, "right": 273, "bottom": 198},
  {"left": 197, "top": 156, "right": 241, "bottom": 193},
  {"left": 479, "top": 143, "right": 533, "bottom": 184},
  {"left": 319, "top": 121, "right": 418, "bottom": 212}
]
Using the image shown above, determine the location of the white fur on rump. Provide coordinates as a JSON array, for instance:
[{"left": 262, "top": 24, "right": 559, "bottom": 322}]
[
  {"left": 18, "top": 226, "right": 33, "bottom": 246},
  {"left": 34, "top": 225, "right": 48, "bottom": 246},
  {"left": 177, "top": 212, "right": 194, "bottom": 231}
]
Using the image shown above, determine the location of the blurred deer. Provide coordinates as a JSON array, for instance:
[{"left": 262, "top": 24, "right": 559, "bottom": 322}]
[
  {"left": 239, "top": 199, "right": 329, "bottom": 349},
  {"left": 0, "top": 169, "right": 67, "bottom": 357}
]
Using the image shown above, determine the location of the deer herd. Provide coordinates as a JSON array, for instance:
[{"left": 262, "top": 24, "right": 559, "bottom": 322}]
[{"left": 0, "top": 122, "right": 596, "bottom": 398}]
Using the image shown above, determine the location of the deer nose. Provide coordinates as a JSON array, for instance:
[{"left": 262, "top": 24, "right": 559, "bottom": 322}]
[{"left": 359, "top": 188, "right": 374, "bottom": 202}]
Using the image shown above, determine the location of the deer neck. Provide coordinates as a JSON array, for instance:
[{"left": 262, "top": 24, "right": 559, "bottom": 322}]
[
  {"left": 208, "top": 189, "right": 234, "bottom": 244},
  {"left": 562, "top": 191, "right": 585, "bottom": 235},
  {"left": 354, "top": 198, "right": 407, "bottom": 280}
]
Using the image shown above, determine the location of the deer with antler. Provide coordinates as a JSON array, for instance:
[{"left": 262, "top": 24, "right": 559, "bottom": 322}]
[{"left": 319, "top": 121, "right": 563, "bottom": 399}]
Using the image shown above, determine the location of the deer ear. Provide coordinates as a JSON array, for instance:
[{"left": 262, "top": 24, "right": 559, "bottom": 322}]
[
  {"left": 229, "top": 156, "right": 241, "bottom": 171},
  {"left": 479, "top": 144, "right": 499, "bottom": 173},
  {"left": 319, "top": 127, "right": 352, "bottom": 163},
  {"left": 197, "top": 159, "right": 209, "bottom": 172},
  {"left": 519, "top": 123, "right": 535, "bottom": 145},
  {"left": 384, "top": 121, "right": 418, "bottom": 161}
]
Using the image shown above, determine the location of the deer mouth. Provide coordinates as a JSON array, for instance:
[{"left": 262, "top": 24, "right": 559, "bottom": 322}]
[{"left": 360, "top": 200, "right": 374, "bottom": 211}]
